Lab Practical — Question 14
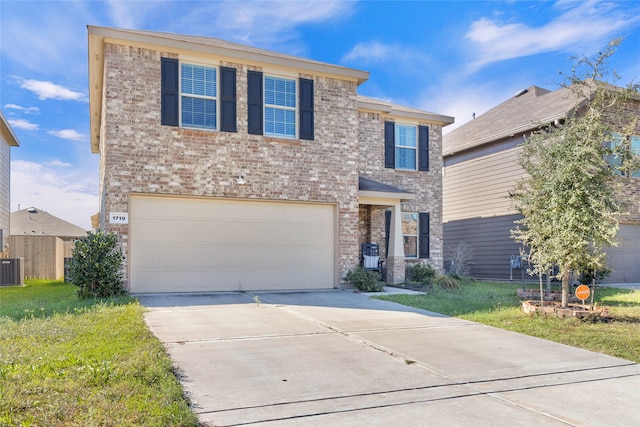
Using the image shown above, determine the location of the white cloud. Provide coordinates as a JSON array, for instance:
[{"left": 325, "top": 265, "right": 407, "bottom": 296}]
[
  {"left": 465, "top": 0, "right": 638, "bottom": 70},
  {"left": 11, "top": 160, "right": 98, "bottom": 230},
  {"left": 48, "top": 159, "right": 73, "bottom": 168},
  {"left": 342, "top": 41, "right": 429, "bottom": 65},
  {"left": 4, "top": 104, "right": 40, "bottom": 114},
  {"left": 7, "top": 118, "right": 39, "bottom": 131},
  {"left": 20, "top": 79, "right": 86, "bottom": 102},
  {"left": 47, "top": 129, "right": 85, "bottom": 142}
]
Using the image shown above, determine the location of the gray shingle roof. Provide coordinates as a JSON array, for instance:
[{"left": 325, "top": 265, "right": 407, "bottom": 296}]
[
  {"left": 443, "top": 85, "right": 584, "bottom": 156},
  {"left": 10, "top": 208, "right": 87, "bottom": 238},
  {"left": 359, "top": 177, "right": 411, "bottom": 194}
]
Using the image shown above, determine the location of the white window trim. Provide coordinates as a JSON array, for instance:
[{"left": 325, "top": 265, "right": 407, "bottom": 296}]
[
  {"left": 402, "top": 211, "right": 418, "bottom": 258},
  {"left": 395, "top": 123, "right": 417, "bottom": 171},
  {"left": 179, "top": 61, "right": 219, "bottom": 131},
  {"left": 263, "top": 74, "right": 297, "bottom": 139}
]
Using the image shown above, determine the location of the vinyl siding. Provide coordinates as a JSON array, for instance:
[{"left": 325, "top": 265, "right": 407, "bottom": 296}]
[
  {"left": 444, "top": 214, "right": 524, "bottom": 280},
  {"left": 443, "top": 137, "right": 526, "bottom": 223}
]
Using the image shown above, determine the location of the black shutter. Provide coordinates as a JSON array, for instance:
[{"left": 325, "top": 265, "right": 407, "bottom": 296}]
[
  {"left": 247, "top": 70, "right": 263, "bottom": 135},
  {"left": 418, "top": 125, "right": 429, "bottom": 171},
  {"left": 299, "top": 78, "right": 314, "bottom": 140},
  {"left": 419, "top": 213, "right": 430, "bottom": 259},
  {"left": 220, "top": 66, "right": 237, "bottom": 132},
  {"left": 161, "top": 58, "right": 179, "bottom": 126},
  {"left": 385, "top": 210, "right": 391, "bottom": 258},
  {"left": 384, "top": 121, "right": 395, "bottom": 168}
]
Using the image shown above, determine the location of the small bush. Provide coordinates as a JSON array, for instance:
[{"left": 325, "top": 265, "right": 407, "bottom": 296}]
[
  {"left": 406, "top": 263, "right": 437, "bottom": 285},
  {"left": 433, "top": 274, "right": 460, "bottom": 290},
  {"left": 345, "top": 267, "right": 385, "bottom": 292},
  {"left": 578, "top": 267, "right": 612, "bottom": 285},
  {"left": 68, "top": 231, "right": 126, "bottom": 299}
]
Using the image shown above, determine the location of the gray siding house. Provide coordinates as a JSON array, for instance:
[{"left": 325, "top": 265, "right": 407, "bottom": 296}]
[
  {"left": 88, "top": 26, "right": 453, "bottom": 293},
  {"left": 443, "top": 85, "right": 640, "bottom": 283}
]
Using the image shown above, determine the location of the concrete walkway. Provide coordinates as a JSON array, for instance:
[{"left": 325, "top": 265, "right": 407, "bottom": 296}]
[{"left": 140, "top": 290, "right": 640, "bottom": 426}]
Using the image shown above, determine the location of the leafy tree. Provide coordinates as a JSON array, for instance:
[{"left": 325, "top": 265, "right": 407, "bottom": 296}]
[
  {"left": 68, "top": 230, "right": 126, "bottom": 299},
  {"left": 511, "top": 39, "right": 640, "bottom": 307}
]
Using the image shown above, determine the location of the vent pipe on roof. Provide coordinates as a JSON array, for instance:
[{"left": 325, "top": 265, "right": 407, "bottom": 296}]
[{"left": 514, "top": 88, "right": 529, "bottom": 98}]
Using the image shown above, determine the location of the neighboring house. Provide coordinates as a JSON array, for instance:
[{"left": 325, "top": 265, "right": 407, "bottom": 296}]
[
  {"left": 443, "top": 85, "right": 640, "bottom": 283},
  {"left": 88, "top": 26, "right": 453, "bottom": 293},
  {"left": 10, "top": 207, "right": 87, "bottom": 279},
  {"left": 0, "top": 111, "right": 20, "bottom": 257},
  {"left": 10, "top": 207, "right": 87, "bottom": 239}
]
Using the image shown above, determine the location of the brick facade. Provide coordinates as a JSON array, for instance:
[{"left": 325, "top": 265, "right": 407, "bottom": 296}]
[
  {"left": 357, "top": 110, "right": 445, "bottom": 274},
  {"left": 99, "top": 41, "right": 363, "bottom": 286},
  {"left": 91, "top": 28, "right": 450, "bottom": 290}
]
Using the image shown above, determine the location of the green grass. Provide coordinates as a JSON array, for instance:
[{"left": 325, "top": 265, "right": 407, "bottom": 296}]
[
  {"left": 377, "top": 281, "right": 640, "bottom": 362},
  {"left": 0, "top": 280, "right": 199, "bottom": 426}
]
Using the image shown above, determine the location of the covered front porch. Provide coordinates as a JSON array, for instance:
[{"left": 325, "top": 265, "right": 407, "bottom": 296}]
[{"left": 358, "top": 177, "right": 416, "bottom": 284}]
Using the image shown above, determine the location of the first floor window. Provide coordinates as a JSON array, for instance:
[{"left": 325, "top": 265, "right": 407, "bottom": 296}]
[
  {"left": 264, "top": 76, "right": 296, "bottom": 138},
  {"left": 181, "top": 63, "right": 217, "bottom": 129},
  {"left": 396, "top": 124, "right": 417, "bottom": 170},
  {"left": 402, "top": 212, "right": 418, "bottom": 258}
]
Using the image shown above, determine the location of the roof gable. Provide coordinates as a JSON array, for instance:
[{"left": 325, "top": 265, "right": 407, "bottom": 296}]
[
  {"left": 10, "top": 208, "right": 87, "bottom": 238},
  {"left": 443, "top": 85, "right": 584, "bottom": 155}
]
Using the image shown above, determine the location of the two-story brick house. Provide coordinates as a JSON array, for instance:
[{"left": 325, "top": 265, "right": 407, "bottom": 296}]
[{"left": 88, "top": 26, "right": 453, "bottom": 293}]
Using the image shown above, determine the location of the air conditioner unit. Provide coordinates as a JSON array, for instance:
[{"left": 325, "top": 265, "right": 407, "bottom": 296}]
[{"left": 0, "top": 258, "right": 24, "bottom": 286}]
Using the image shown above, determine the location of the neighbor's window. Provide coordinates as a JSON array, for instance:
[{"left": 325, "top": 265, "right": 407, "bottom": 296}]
[
  {"left": 181, "top": 63, "right": 217, "bottom": 129},
  {"left": 608, "top": 132, "right": 640, "bottom": 178},
  {"left": 632, "top": 135, "right": 640, "bottom": 178},
  {"left": 402, "top": 212, "right": 418, "bottom": 258},
  {"left": 396, "top": 124, "right": 417, "bottom": 170},
  {"left": 264, "top": 76, "right": 296, "bottom": 138}
]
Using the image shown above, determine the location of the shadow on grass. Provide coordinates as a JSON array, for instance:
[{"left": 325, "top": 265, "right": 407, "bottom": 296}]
[{"left": 0, "top": 280, "right": 135, "bottom": 321}]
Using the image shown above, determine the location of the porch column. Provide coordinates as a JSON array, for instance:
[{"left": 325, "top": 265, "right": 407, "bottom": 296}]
[{"left": 386, "top": 203, "right": 405, "bottom": 284}]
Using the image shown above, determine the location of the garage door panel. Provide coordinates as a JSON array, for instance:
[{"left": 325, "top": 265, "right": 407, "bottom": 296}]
[{"left": 130, "top": 196, "right": 336, "bottom": 293}]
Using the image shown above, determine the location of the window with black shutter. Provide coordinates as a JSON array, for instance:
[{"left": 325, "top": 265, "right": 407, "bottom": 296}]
[
  {"left": 419, "top": 212, "right": 430, "bottom": 259},
  {"left": 220, "top": 66, "right": 237, "bottom": 132},
  {"left": 247, "top": 70, "right": 263, "bottom": 135},
  {"left": 161, "top": 58, "right": 179, "bottom": 126}
]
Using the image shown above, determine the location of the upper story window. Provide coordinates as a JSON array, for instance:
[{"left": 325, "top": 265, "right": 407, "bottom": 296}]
[
  {"left": 384, "top": 121, "right": 429, "bottom": 171},
  {"left": 607, "top": 132, "right": 640, "bottom": 178},
  {"left": 247, "top": 70, "right": 314, "bottom": 140},
  {"left": 264, "top": 76, "right": 296, "bottom": 138},
  {"left": 161, "top": 58, "right": 237, "bottom": 132},
  {"left": 395, "top": 124, "right": 417, "bottom": 170},
  {"left": 181, "top": 63, "right": 217, "bottom": 130}
]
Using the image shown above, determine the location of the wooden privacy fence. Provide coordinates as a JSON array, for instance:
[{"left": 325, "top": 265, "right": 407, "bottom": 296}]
[{"left": 8, "top": 236, "right": 75, "bottom": 280}]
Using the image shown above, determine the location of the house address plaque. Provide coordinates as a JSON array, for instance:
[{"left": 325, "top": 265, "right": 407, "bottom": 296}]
[{"left": 109, "top": 212, "right": 129, "bottom": 224}]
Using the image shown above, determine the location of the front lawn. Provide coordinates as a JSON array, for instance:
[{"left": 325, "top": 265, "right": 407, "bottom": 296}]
[
  {"left": 0, "top": 280, "right": 199, "bottom": 426},
  {"left": 377, "top": 281, "right": 640, "bottom": 362}
]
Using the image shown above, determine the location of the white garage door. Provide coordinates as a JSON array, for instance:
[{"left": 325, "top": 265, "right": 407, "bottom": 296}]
[
  {"left": 604, "top": 224, "right": 640, "bottom": 283},
  {"left": 129, "top": 195, "right": 336, "bottom": 293}
]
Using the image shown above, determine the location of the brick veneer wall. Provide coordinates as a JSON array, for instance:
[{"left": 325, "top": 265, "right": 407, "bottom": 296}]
[
  {"left": 99, "top": 42, "right": 361, "bottom": 288},
  {"left": 357, "top": 110, "right": 445, "bottom": 274}
]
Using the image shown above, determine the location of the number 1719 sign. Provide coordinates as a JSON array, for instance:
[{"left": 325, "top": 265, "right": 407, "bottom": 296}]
[{"left": 109, "top": 212, "right": 129, "bottom": 224}]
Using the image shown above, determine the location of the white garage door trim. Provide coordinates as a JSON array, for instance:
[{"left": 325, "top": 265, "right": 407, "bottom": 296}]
[{"left": 129, "top": 195, "right": 337, "bottom": 293}]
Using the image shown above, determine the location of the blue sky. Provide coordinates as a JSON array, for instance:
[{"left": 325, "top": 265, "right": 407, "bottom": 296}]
[{"left": 2, "top": 0, "right": 640, "bottom": 229}]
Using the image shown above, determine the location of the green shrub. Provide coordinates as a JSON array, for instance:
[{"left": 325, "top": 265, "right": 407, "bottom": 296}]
[
  {"left": 68, "top": 231, "right": 126, "bottom": 299},
  {"left": 406, "top": 263, "right": 437, "bottom": 285},
  {"left": 578, "top": 267, "right": 612, "bottom": 285},
  {"left": 345, "top": 267, "right": 385, "bottom": 292},
  {"left": 433, "top": 274, "right": 460, "bottom": 290}
]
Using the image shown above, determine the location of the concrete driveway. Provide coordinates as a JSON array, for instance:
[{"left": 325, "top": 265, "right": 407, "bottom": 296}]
[{"left": 140, "top": 290, "right": 640, "bottom": 427}]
